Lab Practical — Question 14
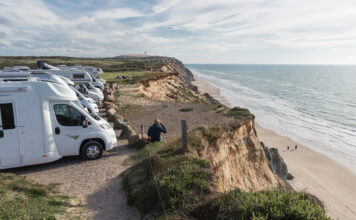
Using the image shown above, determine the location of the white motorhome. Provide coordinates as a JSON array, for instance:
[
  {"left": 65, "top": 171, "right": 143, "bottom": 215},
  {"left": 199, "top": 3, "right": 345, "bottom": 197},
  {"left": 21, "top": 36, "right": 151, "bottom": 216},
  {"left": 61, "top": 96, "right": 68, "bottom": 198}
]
[
  {"left": 72, "top": 87, "right": 99, "bottom": 115},
  {"left": 29, "top": 72, "right": 99, "bottom": 115},
  {"left": 0, "top": 80, "right": 117, "bottom": 169},
  {"left": 75, "top": 84, "right": 103, "bottom": 105},
  {"left": 56, "top": 65, "right": 105, "bottom": 89}
]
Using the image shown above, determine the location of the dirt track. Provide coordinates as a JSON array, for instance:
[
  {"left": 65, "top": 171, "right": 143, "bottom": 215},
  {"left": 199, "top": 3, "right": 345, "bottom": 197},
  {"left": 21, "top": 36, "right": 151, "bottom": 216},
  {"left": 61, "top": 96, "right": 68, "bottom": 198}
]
[{"left": 10, "top": 111, "right": 140, "bottom": 220}]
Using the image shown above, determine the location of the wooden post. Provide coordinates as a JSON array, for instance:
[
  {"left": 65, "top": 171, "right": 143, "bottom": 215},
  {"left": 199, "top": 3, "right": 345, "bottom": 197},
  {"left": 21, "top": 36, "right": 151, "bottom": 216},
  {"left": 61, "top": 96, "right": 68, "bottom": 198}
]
[
  {"left": 141, "top": 124, "right": 144, "bottom": 139},
  {"left": 181, "top": 120, "right": 187, "bottom": 150}
]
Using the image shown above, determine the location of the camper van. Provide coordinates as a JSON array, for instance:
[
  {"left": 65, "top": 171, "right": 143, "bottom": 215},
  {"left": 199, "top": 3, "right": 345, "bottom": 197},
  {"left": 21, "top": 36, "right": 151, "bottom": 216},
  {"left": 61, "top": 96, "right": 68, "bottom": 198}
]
[
  {"left": 56, "top": 65, "right": 105, "bottom": 89},
  {"left": 30, "top": 72, "right": 99, "bottom": 115},
  {"left": 75, "top": 84, "right": 103, "bottom": 105},
  {"left": 0, "top": 80, "right": 117, "bottom": 169}
]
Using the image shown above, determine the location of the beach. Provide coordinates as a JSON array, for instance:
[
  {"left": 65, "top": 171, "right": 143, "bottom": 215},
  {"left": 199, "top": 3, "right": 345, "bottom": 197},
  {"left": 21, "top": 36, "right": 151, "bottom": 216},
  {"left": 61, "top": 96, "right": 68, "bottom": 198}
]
[{"left": 192, "top": 77, "right": 356, "bottom": 220}]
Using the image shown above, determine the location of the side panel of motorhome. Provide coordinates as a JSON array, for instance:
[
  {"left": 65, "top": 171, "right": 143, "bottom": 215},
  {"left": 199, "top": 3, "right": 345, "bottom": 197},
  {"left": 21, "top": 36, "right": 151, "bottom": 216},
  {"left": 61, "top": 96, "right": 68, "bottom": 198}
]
[
  {"left": 15, "top": 88, "right": 46, "bottom": 165},
  {"left": 0, "top": 101, "right": 21, "bottom": 167}
]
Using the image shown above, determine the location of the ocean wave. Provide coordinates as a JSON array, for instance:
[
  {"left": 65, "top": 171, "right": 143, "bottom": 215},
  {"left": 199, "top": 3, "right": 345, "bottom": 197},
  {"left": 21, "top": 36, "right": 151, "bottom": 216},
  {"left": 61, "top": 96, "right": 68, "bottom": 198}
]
[{"left": 189, "top": 66, "right": 356, "bottom": 173}]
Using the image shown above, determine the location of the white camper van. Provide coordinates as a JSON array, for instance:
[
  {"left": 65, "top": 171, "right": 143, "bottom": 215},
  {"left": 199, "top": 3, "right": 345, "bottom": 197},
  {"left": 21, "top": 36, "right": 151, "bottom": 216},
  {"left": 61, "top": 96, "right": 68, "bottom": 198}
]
[
  {"left": 0, "top": 81, "right": 117, "bottom": 169},
  {"left": 56, "top": 65, "right": 105, "bottom": 89},
  {"left": 30, "top": 72, "right": 99, "bottom": 115},
  {"left": 75, "top": 84, "right": 103, "bottom": 105}
]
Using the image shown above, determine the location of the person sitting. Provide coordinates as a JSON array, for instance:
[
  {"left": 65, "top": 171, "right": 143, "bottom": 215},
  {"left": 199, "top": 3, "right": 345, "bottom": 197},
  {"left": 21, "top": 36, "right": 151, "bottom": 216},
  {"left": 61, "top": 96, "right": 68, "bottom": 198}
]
[{"left": 147, "top": 119, "right": 167, "bottom": 142}]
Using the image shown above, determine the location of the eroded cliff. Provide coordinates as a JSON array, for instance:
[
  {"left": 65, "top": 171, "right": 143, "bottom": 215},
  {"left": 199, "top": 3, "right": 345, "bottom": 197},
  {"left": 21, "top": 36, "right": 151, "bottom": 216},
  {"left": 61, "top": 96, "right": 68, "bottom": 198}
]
[
  {"left": 137, "top": 73, "right": 206, "bottom": 103},
  {"left": 190, "top": 120, "right": 285, "bottom": 192}
]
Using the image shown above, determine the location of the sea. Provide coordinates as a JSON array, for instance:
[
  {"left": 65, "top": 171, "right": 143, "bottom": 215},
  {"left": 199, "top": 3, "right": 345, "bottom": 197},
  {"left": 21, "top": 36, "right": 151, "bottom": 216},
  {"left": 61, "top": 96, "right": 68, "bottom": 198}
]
[{"left": 187, "top": 64, "right": 356, "bottom": 173}]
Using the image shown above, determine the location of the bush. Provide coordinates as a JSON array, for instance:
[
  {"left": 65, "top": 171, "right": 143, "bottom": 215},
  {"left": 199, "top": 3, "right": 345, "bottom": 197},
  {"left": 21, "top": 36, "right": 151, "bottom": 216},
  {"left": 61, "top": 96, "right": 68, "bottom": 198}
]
[
  {"left": 123, "top": 134, "right": 331, "bottom": 220},
  {"left": 224, "top": 107, "right": 253, "bottom": 119},
  {"left": 193, "top": 190, "right": 330, "bottom": 220}
]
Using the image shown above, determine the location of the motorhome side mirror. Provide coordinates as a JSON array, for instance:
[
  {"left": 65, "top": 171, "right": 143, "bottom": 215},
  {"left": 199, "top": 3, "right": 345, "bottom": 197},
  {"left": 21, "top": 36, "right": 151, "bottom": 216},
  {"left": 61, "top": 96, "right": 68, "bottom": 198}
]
[
  {"left": 83, "top": 120, "right": 89, "bottom": 128},
  {"left": 0, "top": 130, "right": 3, "bottom": 138}
]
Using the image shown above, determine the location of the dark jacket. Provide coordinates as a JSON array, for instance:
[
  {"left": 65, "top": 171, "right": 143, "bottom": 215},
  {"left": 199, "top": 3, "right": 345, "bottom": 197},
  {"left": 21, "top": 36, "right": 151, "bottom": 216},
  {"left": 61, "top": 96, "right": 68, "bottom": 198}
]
[{"left": 147, "top": 124, "right": 167, "bottom": 142}]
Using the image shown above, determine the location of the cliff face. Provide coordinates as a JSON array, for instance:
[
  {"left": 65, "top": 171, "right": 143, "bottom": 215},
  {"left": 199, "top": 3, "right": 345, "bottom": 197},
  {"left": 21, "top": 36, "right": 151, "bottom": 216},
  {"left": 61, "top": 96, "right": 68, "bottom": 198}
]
[
  {"left": 138, "top": 73, "right": 205, "bottom": 103},
  {"left": 154, "top": 58, "right": 196, "bottom": 90},
  {"left": 191, "top": 120, "right": 285, "bottom": 192}
]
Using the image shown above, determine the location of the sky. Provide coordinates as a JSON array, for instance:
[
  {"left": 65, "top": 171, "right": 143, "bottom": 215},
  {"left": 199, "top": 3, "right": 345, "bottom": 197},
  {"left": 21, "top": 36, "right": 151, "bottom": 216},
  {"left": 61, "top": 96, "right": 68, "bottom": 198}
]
[{"left": 1, "top": 0, "right": 356, "bottom": 64}]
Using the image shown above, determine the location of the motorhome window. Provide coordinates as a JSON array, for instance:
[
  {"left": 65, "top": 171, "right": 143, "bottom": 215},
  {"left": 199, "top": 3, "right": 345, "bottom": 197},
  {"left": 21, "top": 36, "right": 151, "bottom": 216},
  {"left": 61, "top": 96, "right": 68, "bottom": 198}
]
[
  {"left": 53, "top": 104, "right": 86, "bottom": 126},
  {"left": 69, "top": 106, "right": 85, "bottom": 126},
  {"left": 73, "top": 74, "right": 84, "bottom": 79},
  {"left": 53, "top": 104, "right": 72, "bottom": 126},
  {"left": 0, "top": 103, "right": 15, "bottom": 130}
]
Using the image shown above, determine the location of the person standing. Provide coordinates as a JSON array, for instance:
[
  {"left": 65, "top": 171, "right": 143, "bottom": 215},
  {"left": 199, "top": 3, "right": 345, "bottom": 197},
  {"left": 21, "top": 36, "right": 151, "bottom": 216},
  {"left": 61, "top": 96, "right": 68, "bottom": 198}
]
[{"left": 147, "top": 119, "right": 167, "bottom": 142}]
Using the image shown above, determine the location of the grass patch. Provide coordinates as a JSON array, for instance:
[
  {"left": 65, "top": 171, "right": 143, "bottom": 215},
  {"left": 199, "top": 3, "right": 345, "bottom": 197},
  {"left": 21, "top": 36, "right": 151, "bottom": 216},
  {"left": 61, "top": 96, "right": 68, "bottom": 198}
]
[
  {"left": 193, "top": 190, "right": 330, "bottom": 220},
  {"left": 0, "top": 172, "right": 69, "bottom": 219},
  {"left": 128, "top": 139, "right": 150, "bottom": 150},
  {"left": 123, "top": 132, "right": 331, "bottom": 219},
  {"left": 179, "top": 107, "right": 194, "bottom": 112},
  {"left": 102, "top": 71, "right": 146, "bottom": 83},
  {"left": 224, "top": 107, "right": 253, "bottom": 119}
]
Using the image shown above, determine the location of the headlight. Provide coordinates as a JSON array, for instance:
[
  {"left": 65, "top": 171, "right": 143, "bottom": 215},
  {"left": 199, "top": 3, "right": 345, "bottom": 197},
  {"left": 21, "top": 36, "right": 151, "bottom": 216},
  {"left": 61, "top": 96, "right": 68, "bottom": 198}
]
[{"left": 100, "top": 124, "right": 111, "bottom": 130}]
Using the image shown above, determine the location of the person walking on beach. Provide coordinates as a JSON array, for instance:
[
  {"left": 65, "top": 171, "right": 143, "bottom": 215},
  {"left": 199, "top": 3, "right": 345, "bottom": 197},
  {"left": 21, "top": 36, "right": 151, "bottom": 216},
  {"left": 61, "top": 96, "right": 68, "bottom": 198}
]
[{"left": 147, "top": 119, "right": 167, "bottom": 142}]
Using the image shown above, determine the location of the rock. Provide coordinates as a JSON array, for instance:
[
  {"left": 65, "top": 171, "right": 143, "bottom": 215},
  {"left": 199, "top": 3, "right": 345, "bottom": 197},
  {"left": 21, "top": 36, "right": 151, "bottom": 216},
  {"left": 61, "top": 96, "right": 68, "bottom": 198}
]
[
  {"left": 103, "top": 102, "right": 118, "bottom": 110},
  {"left": 119, "top": 125, "right": 136, "bottom": 139},
  {"left": 113, "top": 117, "right": 127, "bottom": 129},
  {"left": 262, "top": 143, "right": 288, "bottom": 181},
  {"left": 106, "top": 108, "right": 117, "bottom": 122},
  {"left": 105, "top": 94, "right": 115, "bottom": 102},
  {"left": 287, "top": 173, "right": 294, "bottom": 180}
]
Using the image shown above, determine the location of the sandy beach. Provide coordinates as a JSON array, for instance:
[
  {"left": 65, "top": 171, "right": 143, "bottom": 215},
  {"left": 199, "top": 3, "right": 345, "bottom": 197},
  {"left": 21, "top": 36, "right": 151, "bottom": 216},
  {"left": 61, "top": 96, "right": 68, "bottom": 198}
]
[{"left": 193, "top": 78, "right": 356, "bottom": 220}]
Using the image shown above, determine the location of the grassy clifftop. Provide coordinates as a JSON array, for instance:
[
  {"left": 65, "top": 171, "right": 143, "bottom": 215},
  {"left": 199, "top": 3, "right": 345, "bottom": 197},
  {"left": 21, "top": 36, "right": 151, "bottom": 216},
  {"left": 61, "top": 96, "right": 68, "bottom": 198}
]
[
  {"left": 0, "top": 55, "right": 177, "bottom": 72},
  {"left": 123, "top": 130, "right": 330, "bottom": 219}
]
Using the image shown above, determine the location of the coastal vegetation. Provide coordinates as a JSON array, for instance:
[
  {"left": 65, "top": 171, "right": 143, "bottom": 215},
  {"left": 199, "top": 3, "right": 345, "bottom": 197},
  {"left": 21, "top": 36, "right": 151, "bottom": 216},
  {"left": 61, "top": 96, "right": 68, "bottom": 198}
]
[
  {"left": 0, "top": 55, "right": 174, "bottom": 72},
  {"left": 0, "top": 173, "right": 69, "bottom": 219},
  {"left": 123, "top": 129, "right": 330, "bottom": 219}
]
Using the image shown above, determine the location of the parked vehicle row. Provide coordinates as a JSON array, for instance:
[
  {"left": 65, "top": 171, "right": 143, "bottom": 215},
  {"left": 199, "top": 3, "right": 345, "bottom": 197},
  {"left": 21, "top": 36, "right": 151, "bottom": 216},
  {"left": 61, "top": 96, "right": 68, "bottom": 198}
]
[{"left": 0, "top": 62, "right": 116, "bottom": 169}]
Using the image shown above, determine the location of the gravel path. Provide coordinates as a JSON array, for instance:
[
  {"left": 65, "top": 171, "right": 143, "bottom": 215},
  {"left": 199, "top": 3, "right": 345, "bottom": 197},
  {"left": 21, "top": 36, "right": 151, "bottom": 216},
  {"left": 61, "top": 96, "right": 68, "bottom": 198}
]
[{"left": 10, "top": 111, "right": 140, "bottom": 220}]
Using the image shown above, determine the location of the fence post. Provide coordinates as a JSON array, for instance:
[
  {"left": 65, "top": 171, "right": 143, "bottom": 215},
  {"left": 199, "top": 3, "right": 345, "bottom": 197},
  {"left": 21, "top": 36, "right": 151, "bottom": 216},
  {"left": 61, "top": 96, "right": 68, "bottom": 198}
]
[
  {"left": 181, "top": 120, "right": 187, "bottom": 151},
  {"left": 141, "top": 124, "right": 144, "bottom": 139}
]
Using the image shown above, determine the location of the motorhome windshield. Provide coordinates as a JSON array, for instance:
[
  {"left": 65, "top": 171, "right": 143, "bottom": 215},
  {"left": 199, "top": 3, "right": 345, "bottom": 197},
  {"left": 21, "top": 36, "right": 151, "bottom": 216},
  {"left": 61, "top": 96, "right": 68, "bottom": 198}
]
[{"left": 84, "top": 83, "right": 93, "bottom": 89}]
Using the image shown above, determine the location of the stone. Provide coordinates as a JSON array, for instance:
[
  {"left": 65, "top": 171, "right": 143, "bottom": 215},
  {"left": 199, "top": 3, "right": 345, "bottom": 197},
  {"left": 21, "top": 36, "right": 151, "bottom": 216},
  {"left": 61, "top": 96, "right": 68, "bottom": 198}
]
[
  {"left": 103, "top": 102, "right": 118, "bottom": 110},
  {"left": 113, "top": 117, "right": 127, "bottom": 129},
  {"left": 262, "top": 144, "right": 288, "bottom": 181},
  {"left": 119, "top": 125, "right": 137, "bottom": 139},
  {"left": 106, "top": 108, "right": 117, "bottom": 122},
  {"left": 287, "top": 173, "right": 294, "bottom": 180},
  {"left": 105, "top": 94, "right": 115, "bottom": 102}
]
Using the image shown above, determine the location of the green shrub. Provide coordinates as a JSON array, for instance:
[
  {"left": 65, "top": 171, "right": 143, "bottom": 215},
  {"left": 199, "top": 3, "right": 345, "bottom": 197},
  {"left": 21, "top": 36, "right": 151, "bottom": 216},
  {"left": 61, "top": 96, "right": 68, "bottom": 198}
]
[
  {"left": 123, "top": 131, "right": 330, "bottom": 220},
  {"left": 224, "top": 107, "right": 253, "bottom": 119},
  {"left": 193, "top": 190, "right": 330, "bottom": 220}
]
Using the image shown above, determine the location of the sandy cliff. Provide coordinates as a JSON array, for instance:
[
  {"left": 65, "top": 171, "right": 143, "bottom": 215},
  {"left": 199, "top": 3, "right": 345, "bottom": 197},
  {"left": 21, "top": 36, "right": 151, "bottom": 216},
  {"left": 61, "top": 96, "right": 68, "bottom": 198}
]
[
  {"left": 190, "top": 120, "right": 285, "bottom": 192},
  {"left": 136, "top": 61, "right": 286, "bottom": 192},
  {"left": 138, "top": 73, "right": 206, "bottom": 103}
]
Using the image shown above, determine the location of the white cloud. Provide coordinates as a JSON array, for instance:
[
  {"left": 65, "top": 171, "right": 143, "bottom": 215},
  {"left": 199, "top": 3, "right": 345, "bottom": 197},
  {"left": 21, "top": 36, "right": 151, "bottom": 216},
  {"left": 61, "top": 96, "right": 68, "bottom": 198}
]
[{"left": 1, "top": 0, "right": 356, "bottom": 63}]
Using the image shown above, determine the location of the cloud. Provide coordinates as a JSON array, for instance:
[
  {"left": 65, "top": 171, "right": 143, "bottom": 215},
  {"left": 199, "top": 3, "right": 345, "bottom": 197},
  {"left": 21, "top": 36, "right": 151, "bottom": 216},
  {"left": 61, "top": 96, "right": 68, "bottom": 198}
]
[{"left": 1, "top": 0, "right": 356, "bottom": 63}]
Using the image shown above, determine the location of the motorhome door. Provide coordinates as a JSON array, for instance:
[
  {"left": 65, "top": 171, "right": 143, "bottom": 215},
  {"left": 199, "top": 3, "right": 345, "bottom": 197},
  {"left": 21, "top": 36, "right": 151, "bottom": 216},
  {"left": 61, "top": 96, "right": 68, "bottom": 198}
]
[
  {"left": 0, "top": 102, "right": 21, "bottom": 168},
  {"left": 51, "top": 104, "right": 88, "bottom": 156}
]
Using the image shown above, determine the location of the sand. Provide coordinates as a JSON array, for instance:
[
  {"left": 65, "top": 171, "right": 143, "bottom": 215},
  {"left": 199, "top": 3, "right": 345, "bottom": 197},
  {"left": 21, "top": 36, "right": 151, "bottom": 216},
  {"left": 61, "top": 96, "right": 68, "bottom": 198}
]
[{"left": 193, "top": 78, "right": 356, "bottom": 220}]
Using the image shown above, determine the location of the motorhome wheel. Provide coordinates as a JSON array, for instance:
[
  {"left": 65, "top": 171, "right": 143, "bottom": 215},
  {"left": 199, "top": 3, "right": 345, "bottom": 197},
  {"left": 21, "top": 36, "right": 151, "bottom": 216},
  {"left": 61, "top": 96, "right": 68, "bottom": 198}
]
[{"left": 81, "top": 141, "right": 103, "bottom": 160}]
